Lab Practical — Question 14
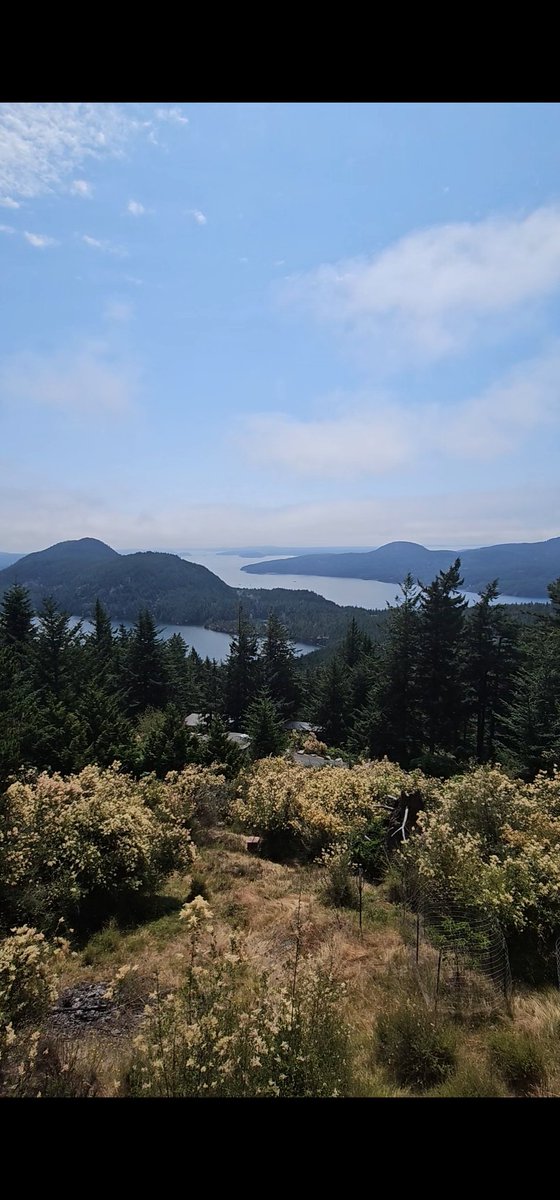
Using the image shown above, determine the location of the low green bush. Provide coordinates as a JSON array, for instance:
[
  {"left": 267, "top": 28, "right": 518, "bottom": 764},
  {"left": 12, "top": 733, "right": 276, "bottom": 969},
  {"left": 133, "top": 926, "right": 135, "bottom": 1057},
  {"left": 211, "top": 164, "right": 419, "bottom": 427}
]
[
  {"left": 319, "top": 844, "right": 358, "bottom": 909},
  {"left": 430, "top": 1061, "right": 507, "bottom": 1097},
  {"left": 350, "top": 820, "right": 387, "bottom": 882},
  {"left": 488, "top": 1027, "right": 548, "bottom": 1095},
  {"left": 376, "top": 1002, "right": 457, "bottom": 1090}
]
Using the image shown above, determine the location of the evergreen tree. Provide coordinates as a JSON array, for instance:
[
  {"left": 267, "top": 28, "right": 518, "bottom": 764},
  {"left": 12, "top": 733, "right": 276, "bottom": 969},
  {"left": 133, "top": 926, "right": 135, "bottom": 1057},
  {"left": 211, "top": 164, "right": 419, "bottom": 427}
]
[
  {"left": 0, "top": 644, "right": 39, "bottom": 786},
  {"left": 500, "top": 590, "right": 560, "bottom": 778},
  {"left": 200, "top": 715, "right": 243, "bottom": 779},
  {"left": 92, "top": 597, "right": 114, "bottom": 658},
  {"left": 379, "top": 575, "right": 421, "bottom": 765},
  {"left": 124, "top": 609, "right": 167, "bottom": 714},
  {"left": 137, "top": 705, "right": 198, "bottom": 777},
  {"left": 315, "top": 656, "right": 351, "bottom": 748},
  {"left": 341, "top": 617, "right": 371, "bottom": 668},
  {"left": 245, "top": 690, "right": 288, "bottom": 760},
  {"left": 0, "top": 585, "right": 39, "bottom": 784},
  {"left": 224, "top": 607, "right": 260, "bottom": 726},
  {"left": 78, "top": 683, "right": 133, "bottom": 769},
  {"left": 417, "top": 559, "right": 468, "bottom": 757},
  {"left": 0, "top": 584, "right": 35, "bottom": 650},
  {"left": 464, "top": 581, "right": 519, "bottom": 762},
  {"left": 351, "top": 576, "right": 420, "bottom": 766},
  {"left": 260, "top": 613, "right": 300, "bottom": 718},
  {"left": 31, "top": 696, "right": 89, "bottom": 775},
  {"left": 164, "top": 633, "right": 201, "bottom": 712},
  {"left": 200, "top": 656, "right": 224, "bottom": 722},
  {"left": 33, "top": 597, "right": 84, "bottom": 702},
  {"left": 500, "top": 636, "right": 559, "bottom": 778},
  {"left": 349, "top": 681, "right": 384, "bottom": 761},
  {"left": 348, "top": 650, "right": 378, "bottom": 713}
]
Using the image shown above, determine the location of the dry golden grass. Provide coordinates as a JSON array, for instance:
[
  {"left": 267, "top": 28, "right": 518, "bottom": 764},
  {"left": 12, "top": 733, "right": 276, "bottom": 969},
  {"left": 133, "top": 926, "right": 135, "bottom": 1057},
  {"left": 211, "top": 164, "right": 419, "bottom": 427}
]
[{"left": 16, "top": 827, "right": 560, "bottom": 1098}]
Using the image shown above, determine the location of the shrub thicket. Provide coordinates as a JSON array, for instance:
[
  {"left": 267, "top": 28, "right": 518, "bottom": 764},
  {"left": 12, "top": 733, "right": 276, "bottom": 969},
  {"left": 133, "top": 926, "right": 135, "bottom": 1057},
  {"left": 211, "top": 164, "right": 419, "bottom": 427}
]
[
  {"left": 0, "top": 764, "right": 199, "bottom": 931},
  {"left": 232, "top": 757, "right": 432, "bottom": 859}
]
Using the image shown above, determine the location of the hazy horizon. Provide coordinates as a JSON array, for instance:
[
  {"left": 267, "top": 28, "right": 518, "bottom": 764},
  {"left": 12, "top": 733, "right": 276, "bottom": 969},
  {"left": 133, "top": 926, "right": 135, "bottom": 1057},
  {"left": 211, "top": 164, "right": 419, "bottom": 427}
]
[{"left": 2, "top": 532, "right": 559, "bottom": 559}]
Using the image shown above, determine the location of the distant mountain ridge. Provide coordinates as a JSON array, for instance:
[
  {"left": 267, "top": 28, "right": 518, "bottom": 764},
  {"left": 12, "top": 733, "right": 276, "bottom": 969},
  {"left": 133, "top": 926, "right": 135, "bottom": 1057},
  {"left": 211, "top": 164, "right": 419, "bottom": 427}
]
[
  {"left": 0, "top": 537, "right": 382, "bottom": 644},
  {"left": 241, "top": 537, "right": 560, "bottom": 598},
  {"left": 0, "top": 538, "right": 234, "bottom": 626},
  {"left": 0, "top": 552, "right": 24, "bottom": 570}
]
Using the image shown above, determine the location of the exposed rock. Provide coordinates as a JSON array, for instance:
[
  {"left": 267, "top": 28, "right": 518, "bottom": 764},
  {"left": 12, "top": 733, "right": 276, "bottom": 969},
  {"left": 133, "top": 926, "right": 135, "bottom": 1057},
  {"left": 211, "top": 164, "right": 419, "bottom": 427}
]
[{"left": 48, "top": 982, "right": 144, "bottom": 1039}]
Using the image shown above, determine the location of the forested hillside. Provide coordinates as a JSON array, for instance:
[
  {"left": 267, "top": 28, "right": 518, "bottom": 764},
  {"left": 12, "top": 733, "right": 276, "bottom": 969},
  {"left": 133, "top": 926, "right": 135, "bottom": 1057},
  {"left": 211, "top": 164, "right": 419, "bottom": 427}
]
[
  {"left": 242, "top": 536, "right": 560, "bottom": 598},
  {"left": 0, "top": 538, "right": 390, "bottom": 644}
]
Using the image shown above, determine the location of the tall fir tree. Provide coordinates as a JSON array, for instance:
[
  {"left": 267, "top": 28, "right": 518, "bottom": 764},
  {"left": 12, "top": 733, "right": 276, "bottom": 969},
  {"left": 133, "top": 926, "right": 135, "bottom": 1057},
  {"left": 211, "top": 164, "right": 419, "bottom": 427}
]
[
  {"left": 260, "top": 613, "right": 300, "bottom": 719},
  {"left": 0, "top": 585, "right": 38, "bottom": 784},
  {"left": 464, "top": 581, "right": 519, "bottom": 762},
  {"left": 33, "top": 597, "right": 84, "bottom": 702},
  {"left": 164, "top": 633, "right": 201, "bottom": 713},
  {"left": 351, "top": 575, "right": 420, "bottom": 766},
  {"left": 124, "top": 609, "right": 167, "bottom": 714},
  {"left": 0, "top": 583, "right": 35, "bottom": 650},
  {"left": 316, "top": 656, "right": 351, "bottom": 748},
  {"left": 200, "top": 656, "right": 224, "bottom": 722},
  {"left": 136, "top": 705, "right": 198, "bottom": 777},
  {"left": 417, "top": 559, "right": 468, "bottom": 758},
  {"left": 500, "top": 580, "right": 560, "bottom": 778},
  {"left": 224, "top": 607, "right": 260, "bottom": 727},
  {"left": 340, "top": 614, "right": 366, "bottom": 672},
  {"left": 245, "top": 689, "right": 288, "bottom": 760},
  {"left": 92, "top": 597, "right": 114, "bottom": 658}
]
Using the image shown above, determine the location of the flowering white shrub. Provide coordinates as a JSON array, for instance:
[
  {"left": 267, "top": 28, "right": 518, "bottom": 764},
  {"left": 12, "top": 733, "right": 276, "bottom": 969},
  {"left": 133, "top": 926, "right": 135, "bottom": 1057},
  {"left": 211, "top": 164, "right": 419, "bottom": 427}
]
[
  {"left": 159, "top": 765, "right": 229, "bottom": 830},
  {"left": 401, "top": 765, "right": 560, "bottom": 935},
  {"left": 0, "top": 926, "right": 69, "bottom": 1032},
  {"left": 127, "top": 900, "right": 349, "bottom": 1097},
  {"left": 232, "top": 757, "right": 434, "bottom": 856},
  {"left": 0, "top": 764, "right": 196, "bottom": 929}
]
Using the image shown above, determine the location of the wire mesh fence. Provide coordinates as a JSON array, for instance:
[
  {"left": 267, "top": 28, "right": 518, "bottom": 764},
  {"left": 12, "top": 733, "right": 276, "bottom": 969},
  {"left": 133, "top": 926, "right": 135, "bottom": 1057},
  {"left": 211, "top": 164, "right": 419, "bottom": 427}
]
[{"left": 394, "top": 865, "right": 513, "bottom": 1017}]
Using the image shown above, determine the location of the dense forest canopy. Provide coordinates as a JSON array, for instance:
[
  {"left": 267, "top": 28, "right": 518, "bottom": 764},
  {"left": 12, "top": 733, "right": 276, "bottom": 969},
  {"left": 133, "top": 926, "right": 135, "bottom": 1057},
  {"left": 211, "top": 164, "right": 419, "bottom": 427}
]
[{"left": 1, "top": 560, "right": 558, "bottom": 789}]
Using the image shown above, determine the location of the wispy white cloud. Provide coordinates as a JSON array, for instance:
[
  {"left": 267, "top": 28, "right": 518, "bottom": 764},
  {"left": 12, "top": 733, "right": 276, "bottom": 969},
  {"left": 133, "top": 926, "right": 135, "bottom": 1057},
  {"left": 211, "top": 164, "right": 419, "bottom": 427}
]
[
  {"left": 0, "top": 102, "right": 139, "bottom": 200},
  {"left": 243, "top": 403, "right": 409, "bottom": 477},
  {"left": 23, "top": 231, "right": 57, "bottom": 248},
  {"left": 104, "top": 299, "right": 134, "bottom": 322},
  {"left": 127, "top": 198, "right": 146, "bottom": 216},
  {"left": 0, "top": 195, "right": 19, "bottom": 208},
  {"left": 439, "top": 349, "right": 560, "bottom": 459},
  {"left": 241, "top": 347, "right": 560, "bottom": 478},
  {"left": 0, "top": 341, "right": 139, "bottom": 417},
  {"left": 81, "top": 233, "right": 126, "bottom": 256},
  {"left": 187, "top": 209, "right": 207, "bottom": 225},
  {"left": 71, "top": 178, "right": 93, "bottom": 198},
  {"left": 0, "top": 223, "right": 13, "bottom": 234},
  {"left": 282, "top": 206, "right": 560, "bottom": 366},
  {"left": 155, "top": 106, "right": 189, "bottom": 125}
]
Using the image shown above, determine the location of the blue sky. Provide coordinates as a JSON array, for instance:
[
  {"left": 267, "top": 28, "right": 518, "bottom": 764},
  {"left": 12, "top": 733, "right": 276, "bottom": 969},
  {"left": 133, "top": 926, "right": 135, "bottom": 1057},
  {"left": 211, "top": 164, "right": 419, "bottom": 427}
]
[{"left": 1, "top": 101, "right": 559, "bottom": 552}]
